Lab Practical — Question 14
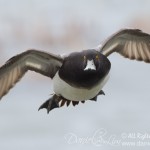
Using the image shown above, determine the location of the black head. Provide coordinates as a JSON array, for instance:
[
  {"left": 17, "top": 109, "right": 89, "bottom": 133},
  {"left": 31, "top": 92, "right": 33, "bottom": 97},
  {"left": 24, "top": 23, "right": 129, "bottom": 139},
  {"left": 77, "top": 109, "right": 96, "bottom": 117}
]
[{"left": 59, "top": 49, "right": 111, "bottom": 88}]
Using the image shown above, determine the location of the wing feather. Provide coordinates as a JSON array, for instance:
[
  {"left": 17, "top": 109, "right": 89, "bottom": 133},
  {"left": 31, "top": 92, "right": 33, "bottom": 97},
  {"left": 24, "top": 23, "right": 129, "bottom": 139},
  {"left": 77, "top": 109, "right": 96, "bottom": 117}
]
[
  {"left": 99, "top": 29, "right": 150, "bottom": 63},
  {"left": 0, "top": 49, "right": 63, "bottom": 99},
  {"left": 133, "top": 42, "right": 139, "bottom": 60}
]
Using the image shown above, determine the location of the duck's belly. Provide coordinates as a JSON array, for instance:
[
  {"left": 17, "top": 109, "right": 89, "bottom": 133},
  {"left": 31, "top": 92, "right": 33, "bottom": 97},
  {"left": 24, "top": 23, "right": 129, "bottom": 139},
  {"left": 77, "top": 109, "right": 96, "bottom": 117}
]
[{"left": 53, "top": 72, "right": 109, "bottom": 101}]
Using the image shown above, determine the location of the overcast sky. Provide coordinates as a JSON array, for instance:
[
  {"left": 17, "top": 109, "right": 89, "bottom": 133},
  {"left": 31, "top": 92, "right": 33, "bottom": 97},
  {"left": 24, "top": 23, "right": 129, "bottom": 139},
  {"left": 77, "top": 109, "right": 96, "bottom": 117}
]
[{"left": 0, "top": 1, "right": 150, "bottom": 150}]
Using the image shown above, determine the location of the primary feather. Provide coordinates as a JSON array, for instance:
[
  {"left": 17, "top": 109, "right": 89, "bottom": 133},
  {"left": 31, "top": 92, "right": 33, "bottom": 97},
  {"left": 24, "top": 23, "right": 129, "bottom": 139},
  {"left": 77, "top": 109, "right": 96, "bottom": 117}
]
[
  {"left": 99, "top": 29, "right": 150, "bottom": 62},
  {"left": 0, "top": 49, "right": 63, "bottom": 99}
]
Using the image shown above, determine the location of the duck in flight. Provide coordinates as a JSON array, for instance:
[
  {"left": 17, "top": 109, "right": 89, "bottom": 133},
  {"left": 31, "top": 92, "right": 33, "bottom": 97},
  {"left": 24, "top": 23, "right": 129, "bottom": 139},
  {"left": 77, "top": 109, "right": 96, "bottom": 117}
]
[{"left": 0, "top": 29, "right": 150, "bottom": 113}]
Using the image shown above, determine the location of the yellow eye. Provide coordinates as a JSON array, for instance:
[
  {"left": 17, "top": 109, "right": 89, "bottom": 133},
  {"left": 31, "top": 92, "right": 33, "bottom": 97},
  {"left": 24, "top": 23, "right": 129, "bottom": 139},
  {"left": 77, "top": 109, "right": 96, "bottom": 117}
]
[{"left": 96, "top": 55, "right": 99, "bottom": 60}]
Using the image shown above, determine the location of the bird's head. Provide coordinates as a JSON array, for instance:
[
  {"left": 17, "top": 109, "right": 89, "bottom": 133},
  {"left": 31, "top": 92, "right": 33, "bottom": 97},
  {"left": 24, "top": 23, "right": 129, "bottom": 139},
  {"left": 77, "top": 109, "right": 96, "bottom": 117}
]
[
  {"left": 59, "top": 49, "right": 111, "bottom": 87},
  {"left": 82, "top": 50, "right": 101, "bottom": 72}
]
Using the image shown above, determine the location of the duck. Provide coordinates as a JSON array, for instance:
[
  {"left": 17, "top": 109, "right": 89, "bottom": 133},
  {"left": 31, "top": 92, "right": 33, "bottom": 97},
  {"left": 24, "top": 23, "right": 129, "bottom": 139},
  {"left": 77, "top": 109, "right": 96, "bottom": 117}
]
[{"left": 0, "top": 29, "right": 150, "bottom": 113}]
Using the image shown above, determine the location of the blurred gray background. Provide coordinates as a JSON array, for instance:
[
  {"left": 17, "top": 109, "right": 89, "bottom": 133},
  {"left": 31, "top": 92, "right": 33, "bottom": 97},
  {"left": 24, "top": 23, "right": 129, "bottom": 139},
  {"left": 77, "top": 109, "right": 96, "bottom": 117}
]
[{"left": 0, "top": 0, "right": 150, "bottom": 150}]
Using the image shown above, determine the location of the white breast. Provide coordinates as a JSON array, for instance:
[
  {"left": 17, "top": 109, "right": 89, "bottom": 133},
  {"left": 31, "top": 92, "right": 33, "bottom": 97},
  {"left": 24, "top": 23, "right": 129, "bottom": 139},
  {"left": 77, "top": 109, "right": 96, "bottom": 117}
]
[{"left": 53, "top": 72, "right": 109, "bottom": 101}]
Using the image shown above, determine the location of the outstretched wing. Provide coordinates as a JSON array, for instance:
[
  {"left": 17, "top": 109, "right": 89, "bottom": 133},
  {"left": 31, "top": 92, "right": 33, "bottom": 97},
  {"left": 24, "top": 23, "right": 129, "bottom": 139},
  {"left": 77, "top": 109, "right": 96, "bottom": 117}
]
[
  {"left": 0, "top": 49, "right": 63, "bottom": 99},
  {"left": 99, "top": 29, "right": 150, "bottom": 63}
]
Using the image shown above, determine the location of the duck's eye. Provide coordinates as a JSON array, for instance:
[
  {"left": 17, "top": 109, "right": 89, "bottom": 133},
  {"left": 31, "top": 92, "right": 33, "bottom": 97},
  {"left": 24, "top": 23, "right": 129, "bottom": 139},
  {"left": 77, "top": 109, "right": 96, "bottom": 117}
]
[
  {"left": 83, "top": 56, "right": 86, "bottom": 60},
  {"left": 95, "top": 55, "right": 99, "bottom": 60}
]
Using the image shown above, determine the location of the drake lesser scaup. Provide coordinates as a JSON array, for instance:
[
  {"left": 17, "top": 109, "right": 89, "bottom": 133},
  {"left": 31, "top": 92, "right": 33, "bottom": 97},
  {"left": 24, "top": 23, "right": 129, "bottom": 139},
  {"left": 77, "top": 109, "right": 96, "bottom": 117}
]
[{"left": 0, "top": 29, "right": 150, "bottom": 113}]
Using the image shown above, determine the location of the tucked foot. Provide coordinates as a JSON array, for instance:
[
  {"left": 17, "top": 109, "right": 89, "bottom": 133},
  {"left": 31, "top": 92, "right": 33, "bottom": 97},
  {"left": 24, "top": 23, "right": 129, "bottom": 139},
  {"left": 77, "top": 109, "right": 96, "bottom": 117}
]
[
  {"left": 38, "top": 95, "right": 60, "bottom": 113},
  {"left": 90, "top": 90, "right": 105, "bottom": 101},
  {"left": 90, "top": 96, "right": 97, "bottom": 101},
  {"left": 99, "top": 90, "right": 105, "bottom": 95},
  {"left": 38, "top": 95, "right": 87, "bottom": 113}
]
